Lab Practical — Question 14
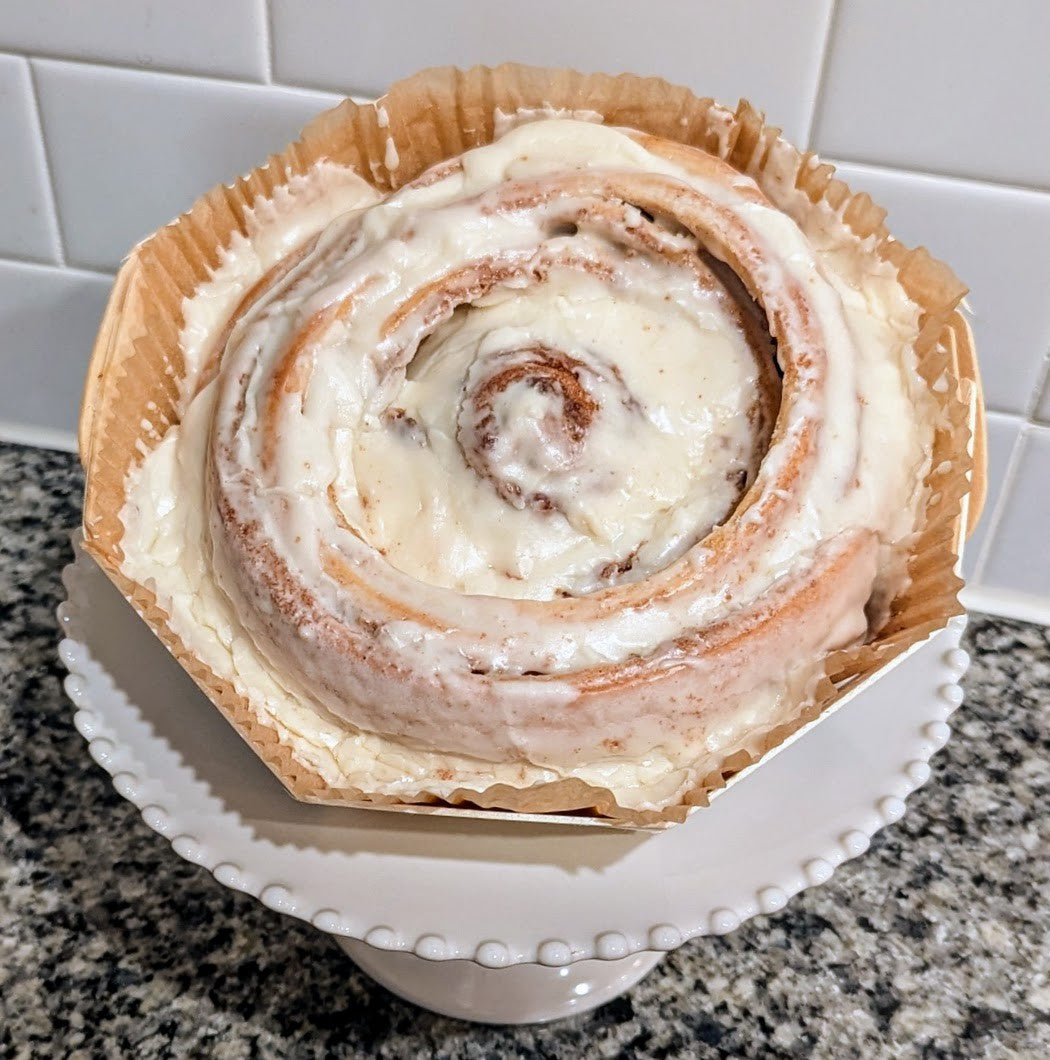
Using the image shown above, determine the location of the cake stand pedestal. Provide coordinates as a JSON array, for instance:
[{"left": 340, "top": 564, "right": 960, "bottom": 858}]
[
  {"left": 58, "top": 538, "right": 968, "bottom": 1025},
  {"left": 339, "top": 942, "right": 662, "bottom": 1024}
]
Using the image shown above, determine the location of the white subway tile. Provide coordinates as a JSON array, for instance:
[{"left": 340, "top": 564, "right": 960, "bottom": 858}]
[
  {"left": 0, "top": 55, "right": 59, "bottom": 262},
  {"left": 270, "top": 0, "right": 834, "bottom": 144},
  {"left": 33, "top": 60, "right": 341, "bottom": 271},
  {"left": 832, "top": 163, "right": 1050, "bottom": 415},
  {"left": 0, "top": 261, "right": 112, "bottom": 439},
  {"left": 815, "top": 1, "right": 1050, "bottom": 187},
  {"left": 979, "top": 425, "right": 1050, "bottom": 599},
  {"left": 0, "top": 2, "right": 267, "bottom": 81},
  {"left": 963, "top": 412, "right": 1024, "bottom": 581}
]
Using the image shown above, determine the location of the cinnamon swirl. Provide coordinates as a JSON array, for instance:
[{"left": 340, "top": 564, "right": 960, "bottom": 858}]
[{"left": 111, "top": 107, "right": 957, "bottom": 820}]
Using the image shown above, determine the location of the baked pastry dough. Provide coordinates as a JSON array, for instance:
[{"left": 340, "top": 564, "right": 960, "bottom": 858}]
[
  {"left": 82, "top": 67, "right": 977, "bottom": 824},
  {"left": 115, "top": 115, "right": 945, "bottom": 816}
]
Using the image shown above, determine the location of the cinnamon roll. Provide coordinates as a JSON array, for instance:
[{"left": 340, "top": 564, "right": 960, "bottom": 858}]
[{"left": 96, "top": 75, "right": 974, "bottom": 823}]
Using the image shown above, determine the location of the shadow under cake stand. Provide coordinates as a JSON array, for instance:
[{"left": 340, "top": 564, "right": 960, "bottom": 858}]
[{"left": 57, "top": 536, "right": 968, "bottom": 1024}]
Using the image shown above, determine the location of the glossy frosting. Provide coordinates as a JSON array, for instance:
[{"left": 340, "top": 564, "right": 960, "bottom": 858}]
[{"left": 120, "top": 116, "right": 936, "bottom": 811}]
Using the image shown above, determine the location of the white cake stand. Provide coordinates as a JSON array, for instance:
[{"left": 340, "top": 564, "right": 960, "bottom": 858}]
[{"left": 57, "top": 537, "right": 968, "bottom": 1024}]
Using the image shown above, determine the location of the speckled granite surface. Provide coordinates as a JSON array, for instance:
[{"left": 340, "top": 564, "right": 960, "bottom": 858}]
[{"left": 1, "top": 439, "right": 1047, "bottom": 1059}]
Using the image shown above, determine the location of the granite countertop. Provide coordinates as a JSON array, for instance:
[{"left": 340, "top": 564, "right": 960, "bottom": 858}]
[{"left": 1, "top": 439, "right": 1047, "bottom": 1059}]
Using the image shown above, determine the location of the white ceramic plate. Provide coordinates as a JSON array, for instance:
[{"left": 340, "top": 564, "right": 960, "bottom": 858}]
[{"left": 58, "top": 536, "right": 967, "bottom": 969}]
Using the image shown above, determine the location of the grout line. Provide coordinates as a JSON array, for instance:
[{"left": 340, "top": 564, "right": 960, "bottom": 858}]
[
  {"left": 802, "top": 0, "right": 840, "bottom": 151},
  {"left": 0, "top": 249, "right": 54, "bottom": 269},
  {"left": 12, "top": 48, "right": 346, "bottom": 100},
  {"left": 822, "top": 151, "right": 1050, "bottom": 196},
  {"left": 260, "top": 0, "right": 275, "bottom": 84},
  {"left": 2, "top": 47, "right": 268, "bottom": 89},
  {"left": 969, "top": 425, "right": 1029, "bottom": 583},
  {"left": 24, "top": 58, "right": 66, "bottom": 267},
  {"left": 0, "top": 420, "right": 77, "bottom": 453},
  {"left": 0, "top": 253, "right": 114, "bottom": 280},
  {"left": 260, "top": 67, "right": 381, "bottom": 101}
]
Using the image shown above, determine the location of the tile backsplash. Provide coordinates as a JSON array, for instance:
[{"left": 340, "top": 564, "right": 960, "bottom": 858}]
[
  {"left": 32, "top": 60, "right": 340, "bottom": 271},
  {"left": 1, "top": 1, "right": 1047, "bottom": 622},
  {"left": 269, "top": 0, "right": 834, "bottom": 143}
]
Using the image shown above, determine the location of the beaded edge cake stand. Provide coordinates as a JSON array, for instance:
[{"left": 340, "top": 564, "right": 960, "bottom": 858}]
[{"left": 57, "top": 535, "right": 967, "bottom": 1024}]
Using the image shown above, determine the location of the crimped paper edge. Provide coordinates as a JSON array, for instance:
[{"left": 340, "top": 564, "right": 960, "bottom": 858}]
[{"left": 79, "top": 64, "right": 982, "bottom": 828}]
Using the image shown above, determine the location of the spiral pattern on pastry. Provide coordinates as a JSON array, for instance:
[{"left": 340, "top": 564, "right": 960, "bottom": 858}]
[{"left": 199, "top": 119, "right": 930, "bottom": 792}]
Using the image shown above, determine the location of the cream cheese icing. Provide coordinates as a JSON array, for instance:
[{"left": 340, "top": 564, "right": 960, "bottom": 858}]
[{"left": 119, "top": 115, "right": 936, "bottom": 812}]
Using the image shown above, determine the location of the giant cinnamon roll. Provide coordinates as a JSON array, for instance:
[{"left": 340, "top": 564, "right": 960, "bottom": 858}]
[{"left": 114, "top": 107, "right": 957, "bottom": 820}]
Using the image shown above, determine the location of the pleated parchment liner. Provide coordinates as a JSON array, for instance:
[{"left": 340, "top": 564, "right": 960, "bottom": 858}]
[{"left": 79, "top": 64, "right": 985, "bottom": 830}]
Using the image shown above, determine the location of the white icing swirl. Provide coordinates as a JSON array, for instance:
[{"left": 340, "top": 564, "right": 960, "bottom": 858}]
[
  {"left": 119, "top": 118, "right": 935, "bottom": 812},
  {"left": 214, "top": 175, "right": 774, "bottom": 600}
]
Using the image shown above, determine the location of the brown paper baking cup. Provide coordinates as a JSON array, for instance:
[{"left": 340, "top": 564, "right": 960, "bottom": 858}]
[{"left": 79, "top": 64, "right": 984, "bottom": 828}]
